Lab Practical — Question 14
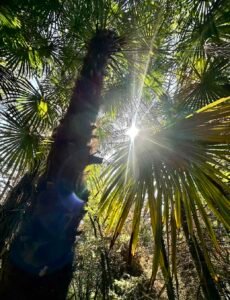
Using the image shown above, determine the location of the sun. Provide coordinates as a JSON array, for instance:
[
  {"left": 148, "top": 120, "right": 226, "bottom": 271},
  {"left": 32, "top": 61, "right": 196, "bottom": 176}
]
[{"left": 126, "top": 123, "right": 139, "bottom": 141}]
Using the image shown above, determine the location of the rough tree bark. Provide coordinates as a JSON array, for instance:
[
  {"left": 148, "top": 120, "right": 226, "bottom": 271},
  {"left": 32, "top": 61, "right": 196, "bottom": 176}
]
[{"left": 0, "top": 30, "right": 122, "bottom": 300}]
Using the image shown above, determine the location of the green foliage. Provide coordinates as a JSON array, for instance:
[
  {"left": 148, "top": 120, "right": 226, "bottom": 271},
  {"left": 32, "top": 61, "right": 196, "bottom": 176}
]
[
  {"left": 95, "top": 98, "right": 230, "bottom": 297},
  {"left": 0, "top": 0, "right": 229, "bottom": 298}
]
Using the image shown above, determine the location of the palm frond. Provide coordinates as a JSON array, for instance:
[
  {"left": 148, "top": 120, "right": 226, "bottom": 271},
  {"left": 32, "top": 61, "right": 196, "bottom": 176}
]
[
  {"left": 0, "top": 106, "right": 50, "bottom": 176},
  {"left": 175, "top": 58, "right": 230, "bottom": 113},
  {"left": 0, "top": 65, "right": 19, "bottom": 100},
  {"left": 98, "top": 96, "right": 230, "bottom": 280}
]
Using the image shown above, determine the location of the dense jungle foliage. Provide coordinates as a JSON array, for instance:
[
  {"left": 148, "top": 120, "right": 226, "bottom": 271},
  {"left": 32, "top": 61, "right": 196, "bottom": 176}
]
[{"left": 0, "top": 0, "right": 229, "bottom": 299}]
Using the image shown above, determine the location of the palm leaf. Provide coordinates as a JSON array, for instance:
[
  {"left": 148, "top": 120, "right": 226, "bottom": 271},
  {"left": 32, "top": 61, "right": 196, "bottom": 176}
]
[
  {"left": 98, "top": 96, "right": 230, "bottom": 279},
  {"left": 0, "top": 65, "right": 19, "bottom": 100},
  {"left": 176, "top": 58, "right": 230, "bottom": 112},
  {"left": 0, "top": 107, "right": 49, "bottom": 176}
]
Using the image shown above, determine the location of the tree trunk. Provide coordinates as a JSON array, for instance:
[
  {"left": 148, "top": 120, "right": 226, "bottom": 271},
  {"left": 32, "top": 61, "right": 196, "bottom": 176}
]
[
  {"left": 181, "top": 204, "right": 221, "bottom": 300},
  {"left": 0, "top": 30, "right": 121, "bottom": 300},
  {"left": 0, "top": 172, "right": 36, "bottom": 255}
]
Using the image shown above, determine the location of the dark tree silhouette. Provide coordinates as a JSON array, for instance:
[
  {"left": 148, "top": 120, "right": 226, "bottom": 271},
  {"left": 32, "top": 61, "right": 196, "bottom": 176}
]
[{"left": 0, "top": 30, "right": 122, "bottom": 300}]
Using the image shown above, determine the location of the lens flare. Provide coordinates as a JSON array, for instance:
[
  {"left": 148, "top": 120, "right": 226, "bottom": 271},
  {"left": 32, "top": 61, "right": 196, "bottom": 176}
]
[{"left": 126, "top": 124, "right": 139, "bottom": 141}]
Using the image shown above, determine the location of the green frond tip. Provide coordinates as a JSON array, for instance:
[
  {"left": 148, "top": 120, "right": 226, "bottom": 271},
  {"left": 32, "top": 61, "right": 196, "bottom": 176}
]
[
  {"left": 186, "top": 96, "right": 230, "bottom": 118},
  {"left": 38, "top": 98, "right": 48, "bottom": 117}
]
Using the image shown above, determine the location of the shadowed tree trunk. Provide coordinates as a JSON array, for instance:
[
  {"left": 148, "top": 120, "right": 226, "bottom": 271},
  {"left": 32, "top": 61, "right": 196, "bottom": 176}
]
[
  {"left": 0, "top": 30, "right": 122, "bottom": 300},
  {"left": 0, "top": 172, "right": 36, "bottom": 255}
]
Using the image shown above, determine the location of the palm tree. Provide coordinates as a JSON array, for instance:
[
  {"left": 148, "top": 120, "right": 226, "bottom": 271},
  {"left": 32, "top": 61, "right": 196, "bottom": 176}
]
[
  {"left": 0, "top": 0, "right": 229, "bottom": 299},
  {"left": 0, "top": 29, "right": 124, "bottom": 299}
]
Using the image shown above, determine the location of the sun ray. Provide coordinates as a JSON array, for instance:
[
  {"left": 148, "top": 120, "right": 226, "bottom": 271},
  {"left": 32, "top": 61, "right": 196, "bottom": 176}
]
[
  {"left": 132, "top": 17, "right": 164, "bottom": 126},
  {"left": 124, "top": 12, "right": 165, "bottom": 191}
]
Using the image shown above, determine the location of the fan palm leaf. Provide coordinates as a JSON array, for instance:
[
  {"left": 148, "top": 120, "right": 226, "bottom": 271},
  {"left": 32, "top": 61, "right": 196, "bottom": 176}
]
[
  {"left": 177, "top": 0, "right": 229, "bottom": 61},
  {"left": 175, "top": 57, "right": 230, "bottom": 112},
  {"left": 0, "top": 76, "right": 61, "bottom": 182},
  {"left": 0, "top": 2, "right": 62, "bottom": 77},
  {"left": 98, "top": 96, "right": 230, "bottom": 281},
  {"left": 0, "top": 65, "right": 19, "bottom": 100},
  {"left": 0, "top": 107, "right": 43, "bottom": 175}
]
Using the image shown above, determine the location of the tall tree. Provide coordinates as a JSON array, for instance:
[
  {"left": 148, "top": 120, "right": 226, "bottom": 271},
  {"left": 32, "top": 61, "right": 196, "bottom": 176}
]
[
  {"left": 0, "top": 0, "right": 229, "bottom": 299},
  {"left": 0, "top": 29, "right": 123, "bottom": 299}
]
